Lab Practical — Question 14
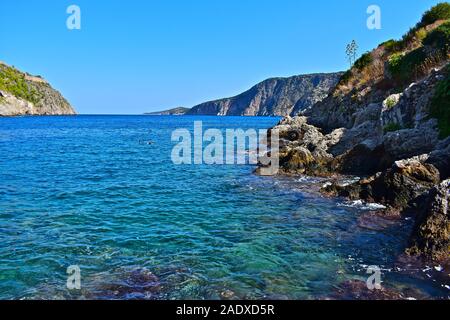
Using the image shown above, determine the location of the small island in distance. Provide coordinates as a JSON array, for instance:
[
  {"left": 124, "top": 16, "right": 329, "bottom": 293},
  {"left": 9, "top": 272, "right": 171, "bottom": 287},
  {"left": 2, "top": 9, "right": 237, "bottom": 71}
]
[{"left": 144, "top": 107, "right": 191, "bottom": 115}]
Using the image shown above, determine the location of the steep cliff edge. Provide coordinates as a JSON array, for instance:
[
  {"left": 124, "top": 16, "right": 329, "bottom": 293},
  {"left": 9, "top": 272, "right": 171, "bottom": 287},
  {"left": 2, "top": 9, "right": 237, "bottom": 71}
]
[
  {"left": 0, "top": 62, "right": 76, "bottom": 116},
  {"left": 187, "top": 73, "right": 342, "bottom": 117}
]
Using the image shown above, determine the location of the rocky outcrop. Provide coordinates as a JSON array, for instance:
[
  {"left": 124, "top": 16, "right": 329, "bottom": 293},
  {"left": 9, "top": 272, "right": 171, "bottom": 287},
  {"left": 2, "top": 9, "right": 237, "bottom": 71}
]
[
  {"left": 407, "top": 179, "right": 450, "bottom": 261},
  {"left": 264, "top": 116, "right": 341, "bottom": 176},
  {"left": 0, "top": 62, "right": 75, "bottom": 116},
  {"left": 187, "top": 73, "right": 343, "bottom": 116},
  {"left": 271, "top": 65, "right": 448, "bottom": 177}
]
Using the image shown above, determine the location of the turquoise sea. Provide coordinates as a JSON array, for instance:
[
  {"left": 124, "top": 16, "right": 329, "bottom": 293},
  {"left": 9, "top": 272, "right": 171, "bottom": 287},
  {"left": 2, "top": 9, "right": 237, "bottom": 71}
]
[{"left": 0, "top": 115, "right": 447, "bottom": 299}]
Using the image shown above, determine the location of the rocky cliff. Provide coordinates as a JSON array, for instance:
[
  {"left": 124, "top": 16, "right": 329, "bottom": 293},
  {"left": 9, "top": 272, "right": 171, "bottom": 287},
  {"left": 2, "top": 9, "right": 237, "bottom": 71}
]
[
  {"left": 187, "top": 73, "right": 342, "bottom": 117},
  {"left": 260, "top": 3, "right": 450, "bottom": 262},
  {"left": 0, "top": 61, "right": 76, "bottom": 116}
]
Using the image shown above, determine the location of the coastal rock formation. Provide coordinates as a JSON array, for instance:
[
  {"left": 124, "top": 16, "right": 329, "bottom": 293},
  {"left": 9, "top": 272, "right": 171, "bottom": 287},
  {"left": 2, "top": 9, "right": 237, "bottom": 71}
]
[
  {"left": 261, "top": 5, "right": 450, "bottom": 261},
  {"left": 267, "top": 116, "right": 340, "bottom": 175},
  {"left": 0, "top": 61, "right": 75, "bottom": 116},
  {"left": 187, "top": 73, "right": 343, "bottom": 116},
  {"left": 271, "top": 65, "right": 449, "bottom": 178}
]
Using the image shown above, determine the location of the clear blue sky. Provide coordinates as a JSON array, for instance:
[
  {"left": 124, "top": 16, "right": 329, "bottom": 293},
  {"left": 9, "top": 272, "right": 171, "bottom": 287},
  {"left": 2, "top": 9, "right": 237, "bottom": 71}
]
[{"left": 0, "top": 0, "right": 443, "bottom": 114}]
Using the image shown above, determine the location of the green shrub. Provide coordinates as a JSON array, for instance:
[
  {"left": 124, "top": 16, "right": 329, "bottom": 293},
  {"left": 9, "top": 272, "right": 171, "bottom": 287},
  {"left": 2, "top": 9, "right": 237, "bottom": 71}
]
[
  {"left": 388, "top": 48, "right": 427, "bottom": 83},
  {"left": 419, "top": 3, "right": 450, "bottom": 28},
  {"left": 338, "top": 70, "right": 353, "bottom": 85},
  {"left": 0, "top": 65, "right": 40, "bottom": 104},
  {"left": 415, "top": 28, "right": 428, "bottom": 43},
  {"left": 382, "top": 39, "right": 402, "bottom": 53},
  {"left": 388, "top": 53, "right": 404, "bottom": 72},
  {"left": 385, "top": 97, "right": 397, "bottom": 109},
  {"left": 429, "top": 68, "right": 450, "bottom": 138},
  {"left": 384, "top": 122, "right": 402, "bottom": 133},
  {"left": 354, "top": 52, "right": 373, "bottom": 71},
  {"left": 395, "top": 3, "right": 450, "bottom": 51},
  {"left": 423, "top": 21, "right": 450, "bottom": 53}
]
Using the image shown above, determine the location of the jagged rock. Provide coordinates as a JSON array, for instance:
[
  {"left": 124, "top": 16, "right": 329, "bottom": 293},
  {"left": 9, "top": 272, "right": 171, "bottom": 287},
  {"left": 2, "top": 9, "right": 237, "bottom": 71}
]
[
  {"left": 269, "top": 116, "right": 336, "bottom": 175},
  {"left": 329, "top": 120, "right": 382, "bottom": 157},
  {"left": 407, "top": 179, "right": 450, "bottom": 261},
  {"left": 323, "top": 158, "right": 440, "bottom": 212}
]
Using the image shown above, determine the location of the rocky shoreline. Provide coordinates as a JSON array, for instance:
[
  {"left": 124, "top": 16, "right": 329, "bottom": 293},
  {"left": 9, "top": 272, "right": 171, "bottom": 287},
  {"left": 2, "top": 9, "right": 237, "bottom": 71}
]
[
  {"left": 258, "top": 10, "right": 449, "bottom": 272},
  {"left": 258, "top": 79, "right": 449, "bottom": 265}
]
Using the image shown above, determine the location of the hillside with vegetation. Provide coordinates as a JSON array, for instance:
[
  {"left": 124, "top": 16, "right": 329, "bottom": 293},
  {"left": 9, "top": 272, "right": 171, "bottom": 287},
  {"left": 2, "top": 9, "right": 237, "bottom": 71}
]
[{"left": 0, "top": 62, "right": 75, "bottom": 116}]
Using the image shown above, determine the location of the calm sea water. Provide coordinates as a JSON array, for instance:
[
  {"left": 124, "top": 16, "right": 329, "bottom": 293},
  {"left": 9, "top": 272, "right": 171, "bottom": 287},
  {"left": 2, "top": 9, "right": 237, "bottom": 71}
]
[{"left": 0, "top": 115, "right": 447, "bottom": 300}]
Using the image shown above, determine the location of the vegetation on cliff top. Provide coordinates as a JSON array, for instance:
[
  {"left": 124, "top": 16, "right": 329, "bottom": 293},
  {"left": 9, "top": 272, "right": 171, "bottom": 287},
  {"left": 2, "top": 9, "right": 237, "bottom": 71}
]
[
  {"left": 420, "top": 2, "right": 450, "bottom": 27},
  {"left": 0, "top": 64, "right": 42, "bottom": 104},
  {"left": 423, "top": 21, "right": 450, "bottom": 52},
  {"left": 387, "top": 21, "right": 449, "bottom": 85},
  {"left": 337, "top": 2, "right": 450, "bottom": 91}
]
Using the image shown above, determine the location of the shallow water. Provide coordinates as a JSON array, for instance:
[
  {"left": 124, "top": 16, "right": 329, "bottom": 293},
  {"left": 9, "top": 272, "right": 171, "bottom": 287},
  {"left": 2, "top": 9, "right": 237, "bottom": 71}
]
[{"left": 0, "top": 115, "right": 448, "bottom": 299}]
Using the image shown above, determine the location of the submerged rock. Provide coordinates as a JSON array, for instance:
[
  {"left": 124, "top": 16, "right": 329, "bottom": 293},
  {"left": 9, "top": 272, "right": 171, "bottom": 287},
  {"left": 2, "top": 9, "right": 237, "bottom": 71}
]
[
  {"left": 327, "top": 280, "right": 426, "bottom": 300},
  {"left": 90, "top": 267, "right": 162, "bottom": 300}
]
